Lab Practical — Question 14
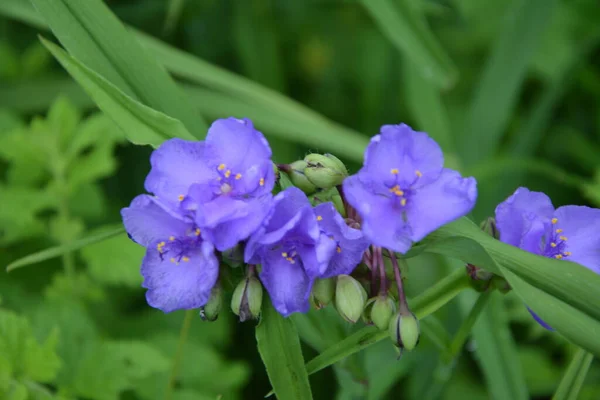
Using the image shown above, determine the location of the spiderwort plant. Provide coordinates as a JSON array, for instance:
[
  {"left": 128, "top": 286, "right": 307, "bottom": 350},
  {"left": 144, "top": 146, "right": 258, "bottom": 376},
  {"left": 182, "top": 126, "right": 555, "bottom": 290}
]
[{"left": 495, "top": 187, "right": 600, "bottom": 328}]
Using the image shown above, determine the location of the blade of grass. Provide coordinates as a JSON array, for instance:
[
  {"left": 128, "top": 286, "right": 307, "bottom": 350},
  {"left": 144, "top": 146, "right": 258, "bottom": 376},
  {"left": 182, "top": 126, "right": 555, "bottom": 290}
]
[{"left": 552, "top": 348, "right": 594, "bottom": 400}]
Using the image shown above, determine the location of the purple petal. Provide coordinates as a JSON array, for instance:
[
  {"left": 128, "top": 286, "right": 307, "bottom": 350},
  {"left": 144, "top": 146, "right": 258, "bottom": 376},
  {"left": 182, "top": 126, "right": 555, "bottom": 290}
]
[
  {"left": 343, "top": 175, "right": 413, "bottom": 253},
  {"left": 202, "top": 195, "right": 273, "bottom": 251},
  {"left": 406, "top": 169, "right": 477, "bottom": 242},
  {"left": 144, "top": 139, "right": 214, "bottom": 206},
  {"left": 205, "top": 118, "right": 272, "bottom": 173},
  {"left": 495, "top": 187, "right": 554, "bottom": 255},
  {"left": 259, "top": 249, "right": 312, "bottom": 316},
  {"left": 363, "top": 124, "right": 443, "bottom": 188},
  {"left": 528, "top": 307, "right": 554, "bottom": 330},
  {"left": 553, "top": 205, "right": 600, "bottom": 274},
  {"left": 121, "top": 195, "right": 191, "bottom": 248},
  {"left": 141, "top": 241, "right": 219, "bottom": 312},
  {"left": 314, "top": 202, "right": 370, "bottom": 277},
  {"left": 296, "top": 239, "right": 337, "bottom": 278}
]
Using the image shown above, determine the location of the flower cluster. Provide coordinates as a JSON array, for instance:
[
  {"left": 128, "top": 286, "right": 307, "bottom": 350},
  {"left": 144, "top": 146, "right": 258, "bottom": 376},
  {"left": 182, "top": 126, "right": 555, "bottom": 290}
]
[{"left": 123, "top": 115, "right": 600, "bottom": 341}]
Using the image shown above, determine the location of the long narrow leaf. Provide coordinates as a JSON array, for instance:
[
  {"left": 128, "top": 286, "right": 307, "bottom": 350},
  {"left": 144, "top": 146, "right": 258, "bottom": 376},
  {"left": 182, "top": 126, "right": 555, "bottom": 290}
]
[{"left": 552, "top": 348, "right": 594, "bottom": 400}]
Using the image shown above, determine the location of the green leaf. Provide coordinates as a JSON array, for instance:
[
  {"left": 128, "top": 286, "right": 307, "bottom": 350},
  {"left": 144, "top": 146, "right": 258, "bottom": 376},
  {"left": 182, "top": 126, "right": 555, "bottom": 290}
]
[
  {"left": 6, "top": 226, "right": 124, "bottom": 272},
  {"left": 552, "top": 348, "right": 594, "bottom": 400},
  {"left": 459, "top": 0, "right": 559, "bottom": 166},
  {"left": 361, "top": 0, "right": 457, "bottom": 89},
  {"left": 40, "top": 37, "right": 195, "bottom": 147},
  {"left": 256, "top": 299, "right": 313, "bottom": 400},
  {"left": 0, "top": 309, "right": 61, "bottom": 384},
  {"left": 81, "top": 230, "right": 145, "bottom": 287},
  {"left": 0, "top": 185, "right": 55, "bottom": 245},
  {"left": 29, "top": 0, "right": 207, "bottom": 136}
]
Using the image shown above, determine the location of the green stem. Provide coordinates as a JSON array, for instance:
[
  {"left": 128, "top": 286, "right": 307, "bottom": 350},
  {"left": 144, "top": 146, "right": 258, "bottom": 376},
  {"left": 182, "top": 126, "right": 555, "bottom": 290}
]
[
  {"left": 165, "top": 309, "right": 195, "bottom": 400},
  {"left": 411, "top": 267, "right": 470, "bottom": 317}
]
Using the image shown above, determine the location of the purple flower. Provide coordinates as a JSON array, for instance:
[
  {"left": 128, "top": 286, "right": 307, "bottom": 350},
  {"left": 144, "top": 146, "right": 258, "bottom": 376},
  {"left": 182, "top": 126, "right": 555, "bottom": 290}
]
[
  {"left": 495, "top": 187, "right": 600, "bottom": 328},
  {"left": 245, "top": 187, "right": 336, "bottom": 316},
  {"left": 343, "top": 123, "right": 477, "bottom": 253},
  {"left": 121, "top": 195, "right": 219, "bottom": 312},
  {"left": 313, "top": 202, "right": 370, "bottom": 278},
  {"left": 145, "top": 117, "right": 275, "bottom": 251}
]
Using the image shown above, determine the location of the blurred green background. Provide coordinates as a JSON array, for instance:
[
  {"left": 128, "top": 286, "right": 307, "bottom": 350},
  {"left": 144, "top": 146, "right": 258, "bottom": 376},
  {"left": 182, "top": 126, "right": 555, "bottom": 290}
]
[{"left": 1, "top": 0, "right": 600, "bottom": 399}]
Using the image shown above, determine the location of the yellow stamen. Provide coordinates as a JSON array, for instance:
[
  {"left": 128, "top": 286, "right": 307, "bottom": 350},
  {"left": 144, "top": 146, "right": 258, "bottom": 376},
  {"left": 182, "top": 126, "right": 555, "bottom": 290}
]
[
  {"left": 259, "top": 178, "right": 265, "bottom": 186},
  {"left": 555, "top": 229, "right": 563, "bottom": 233},
  {"left": 281, "top": 252, "right": 288, "bottom": 257},
  {"left": 415, "top": 170, "right": 422, "bottom": 178},
  {"left": 195, "top": 228, "right": 201, "bottom": 236},
  {"left": 390, "top": 168, "right": 399, "bottom": 175},
  {"left": 235, "top": 173, "right": 242, "bottom": 180},
  {"left": 551, "top": 218, "right": 558, "bottom": 224},
  {"left": 218, "top": 163, "right": 226, "bottom": 171},
  {"left": 559, "top": 236, "right": 567, "bottom": 241},
  {"left": 178, "top": 194, "right": 185, "bottom": 201},
  {"left": 336, "top": 246, "right": 342, "bottom": 253},
  {"left": 169, "top": 236, "right": 175, "bottom": 241},
  {"left": 389, "top": 185, "right": 404, "bottom": 196},
  {"left": 156, "top": 241, "right": 166, "bottom": 252},
  {"left": 182, "top": 256, "right": 190, "bottom": 262},
  {"left": 317, "top": 215, "right": 323, "bottom": 221},
  {"left": 170, "top": 257, "right": 177, "bottom": 264},
  {"left": 286, "top": 257, "right": 295, "bottom": 264},
  {"left": 564, "top": 252, "right": 572, "bottom": 256},
  {"left": 550, "top": 242, "right": 557, "bottom": 248},
  {"left": 401, "top": 198, "right": 407, "bottom": 206},
  {"left": 225, "top": 170, "right": 231, "bottom": 178},
  {"left": 555, "top": 254, "right": 563, "bottom": 259}
]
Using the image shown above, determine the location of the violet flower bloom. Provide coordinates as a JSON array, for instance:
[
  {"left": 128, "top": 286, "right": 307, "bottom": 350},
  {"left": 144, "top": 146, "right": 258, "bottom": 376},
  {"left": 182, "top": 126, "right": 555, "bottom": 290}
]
[
  {"left": 343, "top": 123, "right": 477, "bottom": 253},
  {"left": 313, "top": 202, "right": 370, "bottom": 278},
  {"left": 121, "top": 195, "right": 219, "bottom": 313},
  {"left": 245, "top": 187, "right": 336, "bottom": 316},
  {"left": 495, "top": 187, "right": 600, "bottom": 328},
  {"left": 145, "top": 117, "right": 275, "bottom": 251}
]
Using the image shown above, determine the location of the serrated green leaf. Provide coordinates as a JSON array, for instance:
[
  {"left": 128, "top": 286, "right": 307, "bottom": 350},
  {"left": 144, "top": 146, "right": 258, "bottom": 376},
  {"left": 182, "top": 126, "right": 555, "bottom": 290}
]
[
  {"left": 0, "top": 185, "right": 55, "bottom": 245},
  {"left": 6, "top": 226, "right": 124, "bottom": 272},
  {"left": 30, "top": 0, "right": 207, "bottom": 136},
  {"left": 40, "top": 37, "right": 195, "bottom": 147},
  {"left": 256, "top": 299, "right": 313, "bottom": 400},
  {"left": 81, "top": 231, "right": 145, "bottom": 287}
]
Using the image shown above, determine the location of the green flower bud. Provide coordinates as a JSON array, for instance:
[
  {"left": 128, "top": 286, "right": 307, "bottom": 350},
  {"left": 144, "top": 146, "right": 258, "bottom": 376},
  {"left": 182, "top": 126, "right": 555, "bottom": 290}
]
[
  {"left": 389, "top": 312, "right": 420, "bottom": 351},
  {"left": 371, "top": 296, "right": 396, "bottom": 331},
  {"left": 311, "top": 278, "right": 335, "bottom": 309},
  {"left": 231, "top": 277, "right": 263, "bottom": 321},
  {"left": 199, "top": 285, "right": 222, "bottom": 321},
  {"left": 303, "top": 153, "right": 348, "bottom": 189},
  {"left": 480, "top": 217, "right": 499, "bottom": 239},
  {"left": 276, "top": 160, "right": 316, "bottom": 195},
  {"left": 335, "top": 275, "right": 367, "bottom": 323},
  {"left": 331, "top": 193, "right": 346, "bottom": 217}
]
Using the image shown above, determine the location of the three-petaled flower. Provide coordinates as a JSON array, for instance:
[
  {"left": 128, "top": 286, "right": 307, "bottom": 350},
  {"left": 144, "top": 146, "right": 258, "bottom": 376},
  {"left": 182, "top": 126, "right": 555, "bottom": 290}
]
[
  {"left": 343, "top": 123, "right": 477, "bottom": 253},
  {"left": 495, "top": 187, "right": 600, "bottom": 328}
]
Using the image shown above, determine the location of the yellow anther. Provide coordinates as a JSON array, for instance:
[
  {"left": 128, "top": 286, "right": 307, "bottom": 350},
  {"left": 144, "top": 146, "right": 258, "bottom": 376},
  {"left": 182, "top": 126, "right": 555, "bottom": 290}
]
[
  {"left": 550, "top": 242, "right": 557, "bottom": 248},
  {"left": 195, "top": 228, "right": 201, "bottom": 236},
  {"left": 286, "top": 257, "right": 295, "bottom": 264},
  {"left": 564, "top": 251, "right": 572, "bottom": 256},
  {"left": 317, "top": 215, "right": 323, "bottom": 221},
  {"left": 390, "top": 168, "right": 399, "bottom": 175},
  {"left": 559, "top": 236, "right": 568, "bottom": 241},
  {"left": 182, "top": 256, "right": 190, "bottom": 262},
  {"left": 259, "top": 178, "right": 265, "bottom": 186},
  {"left": 169, "top": 236, "right": 175, "bottom": 241},
  {"left": 336, "top": 246, "right": 342, "bottom": 253},
  {"left": 282, "top": 252, "right": 288, "bottom": 257},
  {"left": 401, "top": 198, "right": 407, "bottom": 206},
  {"left": 556, "top": 229, "right": 563, "bottom": 233},
  {"left": 555, "top": 254, "right": 563, "bottom": 259},
  {"left": 551, "top": 218, "right": 558, "bottom": 224},
  {"left": 156, "top": 241, "right": 166, "bottom": 252},
  {"left": 178, "top": 194, "right": 185, "bottom": 201},
  {"left": 235, "top": 173, "right": 242, "bottom": 180},
  {"left": 170, "top": 257, "right": 177, "bottom": 263},
  {"left": 389, "top": 185, "right": 404, "bottom": 196},
  {"left": 225, "top": 170, "right": 231, "bottom": 178},
  {"left": 218, "top": 163, "right": 226, "bottom": 171},
  {"left": 415, "top": 170, "right": 422, "bottom": 178}
]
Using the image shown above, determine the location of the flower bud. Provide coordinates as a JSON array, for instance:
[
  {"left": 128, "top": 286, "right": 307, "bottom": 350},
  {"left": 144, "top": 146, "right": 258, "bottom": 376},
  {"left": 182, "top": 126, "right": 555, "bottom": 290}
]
[
  {"left": 335, "top": 275, "right": 367, "bottom": 323},
  {"left": 389, "top": 312, "right": 420, "bottom": 351},
  {"left": 331, "top": 193, "right": 345, "bottom": 217},
  {"left": 280, "top": 160, "right": 317, "bottom": 194},
  {"left": 370, "top": 296, "right": 396, "bottom": 331},
  {"left": 231, "top": 277, "right": 263, "bottom": 322},
  {"left": 199, "top": 285, "right": 222, "bottom": 321},
  {"left": 480, "top": 217, "right": 499, "bottom": 239},
  {"left": 304, "top": 153, "right": 348, "bottom": 189},
  {"left": 311, "top": 278, "right": 335, "bottom": 309}
]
